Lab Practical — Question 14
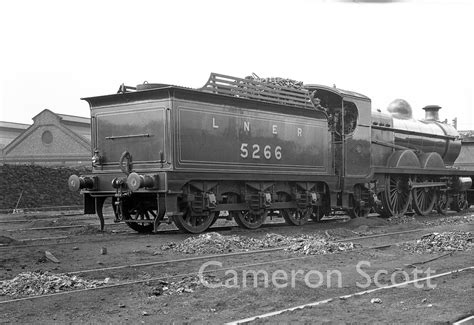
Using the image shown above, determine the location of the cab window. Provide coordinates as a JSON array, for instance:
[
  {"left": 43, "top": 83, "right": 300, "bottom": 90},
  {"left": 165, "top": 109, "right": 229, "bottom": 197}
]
[{"left": 328, "top": 100, "right": 358, "bottom": 137}]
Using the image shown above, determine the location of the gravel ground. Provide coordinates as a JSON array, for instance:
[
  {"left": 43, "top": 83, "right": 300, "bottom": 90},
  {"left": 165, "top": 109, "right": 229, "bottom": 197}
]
[{"left": 0, "top": 208, "right": 473, "bottom": 323}]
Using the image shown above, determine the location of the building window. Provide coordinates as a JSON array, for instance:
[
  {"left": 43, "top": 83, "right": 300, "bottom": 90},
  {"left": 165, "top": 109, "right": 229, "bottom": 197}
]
[{"left": 41, "top": 130, "right": 53, "bottom": 144}]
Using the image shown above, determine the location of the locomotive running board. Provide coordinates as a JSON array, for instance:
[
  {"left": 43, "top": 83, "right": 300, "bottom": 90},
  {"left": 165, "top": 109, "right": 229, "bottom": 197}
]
[
  {"left": 373, "top": 166, "right": 474, "bottom": 176},
  {"left": 410, "top": 181, "right": 447, "bottom": 188}
]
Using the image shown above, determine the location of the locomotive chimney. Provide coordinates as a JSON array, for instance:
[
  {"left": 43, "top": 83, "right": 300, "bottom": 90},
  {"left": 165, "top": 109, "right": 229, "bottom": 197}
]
[{"left": 422, "top": 105, "right": 441, "bottom": 121}]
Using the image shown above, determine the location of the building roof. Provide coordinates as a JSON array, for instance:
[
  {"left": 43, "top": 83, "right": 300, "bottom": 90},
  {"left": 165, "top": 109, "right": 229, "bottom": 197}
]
[
  {"left": 57, "top": 113, "right": 90, "bottom": 125},
  {"left": 0, "top": 121, "right": 30, "bottom": 130}
]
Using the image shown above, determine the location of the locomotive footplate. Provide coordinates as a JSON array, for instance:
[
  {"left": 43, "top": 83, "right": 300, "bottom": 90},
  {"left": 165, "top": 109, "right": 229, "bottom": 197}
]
[{"left": 409, "top": 180, "right": 447, "bottom": 189}]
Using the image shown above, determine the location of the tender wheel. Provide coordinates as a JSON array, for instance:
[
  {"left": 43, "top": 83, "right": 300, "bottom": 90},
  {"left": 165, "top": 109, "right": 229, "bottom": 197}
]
[
  {"left": 209, "top": 212, "right": 220, "bottom": 228},
  {"left": 451, "top": 191, "right": 469, "bottom": 212},
  {"left": 380, "top": 175, "right": 411, "bottom": 217},
  {"left": 234, "top": 210, "right": 267, "bottom": 229},
  {"left": 436, "top": 191, "right": 449, "bottom": 215},
  {"left": 173, "top": 209, "right": 215, "bottom": 234},
  {"left": 121, "top": 198, "right": 157, "bottom": 233},
  {"left": 282, "top": 208, "right": 311, "bottom": 226},
  {"left": 411, "top": 178, "right": 438, "bottom": 216}
]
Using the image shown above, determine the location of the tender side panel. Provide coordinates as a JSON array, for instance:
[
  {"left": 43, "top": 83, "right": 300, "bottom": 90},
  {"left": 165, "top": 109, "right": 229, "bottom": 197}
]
[
  {"left": 95, "top": 104, "right": 166, "bottom": 166},
  {"left": 174, "top": 102, "right": 330, "bottom": 174}
]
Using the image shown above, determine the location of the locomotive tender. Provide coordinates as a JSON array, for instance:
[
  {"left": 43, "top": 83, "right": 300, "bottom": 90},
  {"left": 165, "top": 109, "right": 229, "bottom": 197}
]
[{"left": 68, "top": 73, "right": 472, "bottom": 233}]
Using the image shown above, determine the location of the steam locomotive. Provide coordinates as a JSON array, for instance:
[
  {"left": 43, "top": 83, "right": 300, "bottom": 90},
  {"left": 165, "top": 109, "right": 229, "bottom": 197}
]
[{"left": 68, "top": 73, "right": 472, "bottom": 233}]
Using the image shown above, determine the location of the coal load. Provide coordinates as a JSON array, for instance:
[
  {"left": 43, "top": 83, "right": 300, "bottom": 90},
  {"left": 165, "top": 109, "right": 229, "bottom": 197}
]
[
  {"left": 245, "top": 73, "right": 305, "bottom": 90},
  {"left": 399, "top": 231, "right": 473, "bottom": 254}
]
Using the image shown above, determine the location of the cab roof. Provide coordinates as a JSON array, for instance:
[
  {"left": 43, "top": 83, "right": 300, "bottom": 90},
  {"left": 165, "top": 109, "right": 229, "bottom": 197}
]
[{"left": 304, "top": 84, "right": 371, "bottom": 101}]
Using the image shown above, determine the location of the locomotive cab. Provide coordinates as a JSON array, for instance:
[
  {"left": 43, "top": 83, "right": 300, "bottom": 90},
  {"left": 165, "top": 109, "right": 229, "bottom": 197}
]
[
  {"left": 306, "top": 84, "right": 372, "bottom": 214},
  {"left": 306, "top": 85, "right": 372, "bottom": 179}
]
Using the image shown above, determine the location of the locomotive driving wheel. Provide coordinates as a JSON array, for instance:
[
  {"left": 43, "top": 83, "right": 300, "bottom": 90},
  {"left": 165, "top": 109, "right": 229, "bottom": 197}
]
[
  {"left": 173, "top": 209, "right": 216, "bottom": 234},
  {"left": 282, "top": 208, "right": 311, "bottom": 226},
  {"left": 120, "top": 197, "right": 157, "bottom": 233},
  {"left": 234, "top": 210, "right": 267, "bottom": 229},
  {"left": 380, "top": 175, "right": 411, "bottom": 218},
  {"left": 411, "top": 177, "right": 438, "bottom": 216}
]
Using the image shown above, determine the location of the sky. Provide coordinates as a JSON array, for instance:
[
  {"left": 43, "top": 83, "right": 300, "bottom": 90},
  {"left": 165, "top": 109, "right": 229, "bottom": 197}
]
[{"left": 0, "top": 0, "right": 473, "bottom": 130}]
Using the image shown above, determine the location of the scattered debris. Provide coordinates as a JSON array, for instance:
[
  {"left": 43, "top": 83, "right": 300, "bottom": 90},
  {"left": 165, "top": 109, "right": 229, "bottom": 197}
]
[
  {"left": 148, "top": 276, "right": 218, "bottom": 297},
  {"left": 388, "top": 215, "right": 418, "bottom": 225},
  {"left": 421, "top": 215, "right": 474, "bottom": 227},
  {"left": 160, "top": 232, "right": 355, "bottom": 255},
  {"left": 285, "top": 237, "right": 356, "bottom": 255},
  {"left": 0, "top": 271, "right": 109, "bottom": 297},
  {"left": 160, "top": 233, "right": 293, "bottom": 255},
  {"left": 371, "top": 298, "right": 382, "bottom": 304},
  {"left": 399, "top": 231, "right": 473, "bottom": 254},
  {"left": 45, "top": 251, "right": 60, "bottom": 263}
]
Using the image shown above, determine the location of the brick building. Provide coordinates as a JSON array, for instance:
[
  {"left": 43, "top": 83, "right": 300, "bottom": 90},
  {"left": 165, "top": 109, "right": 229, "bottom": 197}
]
[{"left": 1, "top": 109, "right": 91, "bottom": 166}]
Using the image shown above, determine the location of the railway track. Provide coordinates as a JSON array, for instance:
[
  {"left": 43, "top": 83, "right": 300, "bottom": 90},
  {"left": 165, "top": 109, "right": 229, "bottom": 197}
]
[
  {"left": 57, "top": 227, "right": 445, "bottom": 276},
  {"left": 0, "top": 215, "right": 96, "bottom": 224},
  {"left": 4, "top": 222, "right": 122, "bottom": 232},
  {"left": 1, "top": 224, "right": 469, "bottom": 304},
  {"left": 0, "top": 215, "right": 434, "bottom": 250},
  {"left": 1, "top": 213, "right": 472, "bottom": 252},
  {"left": 1, "top": 246, "right": 471, "bottom": 307},
  {"left": 0, "top": 217, "right": 346, "bottom": 248},
  {"left": 225, "top": 265, "right": 474, "bottom": 324}
]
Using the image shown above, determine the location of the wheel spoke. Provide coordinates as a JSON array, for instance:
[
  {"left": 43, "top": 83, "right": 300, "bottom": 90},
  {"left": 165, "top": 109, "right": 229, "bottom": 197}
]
[
  {"left": 121, "top": 198, "right": 156, "bottom": 233},
  {"left": 381, "top": 175, "right": 410, "bottom": 217}
]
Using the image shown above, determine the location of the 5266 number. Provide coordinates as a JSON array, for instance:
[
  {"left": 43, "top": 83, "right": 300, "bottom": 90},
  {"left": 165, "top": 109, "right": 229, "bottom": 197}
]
[{"left": 240, "top": 143, "right": 282, "bottom": 160}]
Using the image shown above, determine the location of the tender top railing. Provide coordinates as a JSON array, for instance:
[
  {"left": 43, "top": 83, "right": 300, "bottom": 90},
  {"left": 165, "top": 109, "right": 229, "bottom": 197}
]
[{"left": 201, "top": 73, "right": 316, "bottom": 110}]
